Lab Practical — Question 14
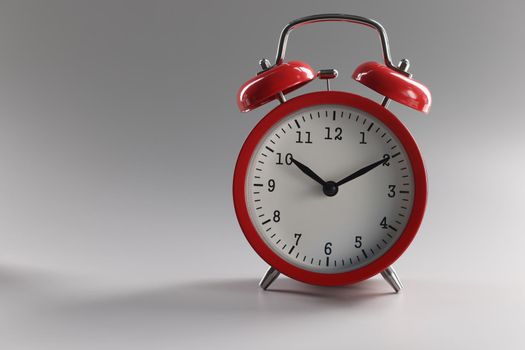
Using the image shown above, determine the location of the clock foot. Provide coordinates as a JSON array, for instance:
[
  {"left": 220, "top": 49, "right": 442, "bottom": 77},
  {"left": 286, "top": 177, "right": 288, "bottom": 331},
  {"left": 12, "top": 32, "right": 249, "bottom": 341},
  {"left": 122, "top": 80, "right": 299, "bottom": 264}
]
[
  {"left": 380, "top": 265, "right": 403, "bottom": 293},
  {"left": 259, "top": 266, "right": 280, "bottom": 290}
]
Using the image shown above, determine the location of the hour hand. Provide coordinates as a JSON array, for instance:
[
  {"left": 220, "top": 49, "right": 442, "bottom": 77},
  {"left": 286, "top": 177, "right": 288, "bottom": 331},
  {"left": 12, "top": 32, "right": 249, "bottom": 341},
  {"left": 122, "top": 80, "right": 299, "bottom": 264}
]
[{"left": 290, "top": 156, "right": 326, "bottom": 186}]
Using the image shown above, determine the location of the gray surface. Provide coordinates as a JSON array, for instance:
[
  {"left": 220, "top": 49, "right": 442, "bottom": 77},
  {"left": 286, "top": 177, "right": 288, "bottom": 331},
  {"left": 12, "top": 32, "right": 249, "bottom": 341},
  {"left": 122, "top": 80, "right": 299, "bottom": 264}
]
[{"left": 0, "top": 0, "right": 524, "bottom": 349}]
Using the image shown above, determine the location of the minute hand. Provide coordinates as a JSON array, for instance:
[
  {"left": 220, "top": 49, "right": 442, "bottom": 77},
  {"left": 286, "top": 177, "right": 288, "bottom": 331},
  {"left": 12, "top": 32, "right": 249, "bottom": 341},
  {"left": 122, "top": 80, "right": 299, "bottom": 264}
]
[{"left": 336, "top": 156, "right": 390, "bottom": 187}]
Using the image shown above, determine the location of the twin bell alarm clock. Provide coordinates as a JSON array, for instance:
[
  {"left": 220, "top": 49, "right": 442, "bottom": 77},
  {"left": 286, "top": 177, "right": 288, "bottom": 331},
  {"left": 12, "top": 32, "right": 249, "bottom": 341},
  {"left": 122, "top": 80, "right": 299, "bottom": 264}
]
[{"left": 233, "top": 14, "right": 431, "bottom": 292}]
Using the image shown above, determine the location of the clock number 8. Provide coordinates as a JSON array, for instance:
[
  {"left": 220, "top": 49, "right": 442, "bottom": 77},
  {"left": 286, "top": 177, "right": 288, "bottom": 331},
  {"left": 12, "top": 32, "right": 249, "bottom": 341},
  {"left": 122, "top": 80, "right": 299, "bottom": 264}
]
[{"left": 272, "top": 210, "right": 280, "bottom": 222}]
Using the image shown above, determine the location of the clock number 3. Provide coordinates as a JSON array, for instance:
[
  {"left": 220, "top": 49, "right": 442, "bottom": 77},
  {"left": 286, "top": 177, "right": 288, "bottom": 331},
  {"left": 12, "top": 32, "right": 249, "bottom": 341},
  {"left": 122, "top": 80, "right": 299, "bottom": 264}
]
[{"left": 388, "top": 185, "right": 396, "bottom": 198}]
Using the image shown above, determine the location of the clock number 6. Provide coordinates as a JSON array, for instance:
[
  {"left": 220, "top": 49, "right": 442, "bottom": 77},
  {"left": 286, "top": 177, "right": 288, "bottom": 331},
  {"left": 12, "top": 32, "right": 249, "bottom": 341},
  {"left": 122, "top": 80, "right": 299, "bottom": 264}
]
[{"left": 324, "top": 242, "right": 332, "bottom": 255}]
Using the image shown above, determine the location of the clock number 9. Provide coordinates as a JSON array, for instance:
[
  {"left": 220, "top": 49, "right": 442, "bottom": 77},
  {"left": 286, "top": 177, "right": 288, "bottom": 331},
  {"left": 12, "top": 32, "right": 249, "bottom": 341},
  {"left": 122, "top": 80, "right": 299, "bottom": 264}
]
[
  {"left": 324, "top": 242, "right": 332, "bottom": 255},
  {"left": 388, "top": 185, "right": 396, "bottom": 198},
  {"left": 272, "top": 210, "right": 280, "bottom": 222},
  {"left": 267, "top": 179, "right": 275, "bottom": 192},
  {"left": 276, "top": 152, "right": 293, "bottom": 165}
]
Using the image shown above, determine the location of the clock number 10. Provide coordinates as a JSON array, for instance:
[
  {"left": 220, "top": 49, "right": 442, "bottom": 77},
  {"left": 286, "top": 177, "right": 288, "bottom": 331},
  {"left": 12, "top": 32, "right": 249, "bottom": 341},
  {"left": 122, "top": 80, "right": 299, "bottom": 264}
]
[{"left": 276, "top": 152, "right": 293, "bottom": 165}]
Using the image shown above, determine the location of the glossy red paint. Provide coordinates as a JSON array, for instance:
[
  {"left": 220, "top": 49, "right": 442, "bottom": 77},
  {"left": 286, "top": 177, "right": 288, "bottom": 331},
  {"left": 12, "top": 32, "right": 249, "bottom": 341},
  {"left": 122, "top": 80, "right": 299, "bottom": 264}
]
[
  {"left": 236, "top": 61, "right": 315, "bottom": 112},
  {"left": 233, "top": 91, "right": 427, "bottom": 286},
  {"left": 353, "top": 61, "right": 432, "bottom": 114}
]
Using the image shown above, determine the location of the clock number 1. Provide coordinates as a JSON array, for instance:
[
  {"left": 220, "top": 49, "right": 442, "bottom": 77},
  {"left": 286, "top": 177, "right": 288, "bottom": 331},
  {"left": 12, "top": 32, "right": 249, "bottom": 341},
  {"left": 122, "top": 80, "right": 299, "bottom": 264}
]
[{"left": 359, "top": 131, "right": 367, "bottom": 144}]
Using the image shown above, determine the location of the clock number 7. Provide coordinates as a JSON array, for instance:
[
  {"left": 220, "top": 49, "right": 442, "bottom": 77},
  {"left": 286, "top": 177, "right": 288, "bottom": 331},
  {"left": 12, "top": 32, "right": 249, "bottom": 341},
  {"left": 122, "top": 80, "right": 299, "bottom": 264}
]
[{"left": 294, "top": 233, "right": 302, "bottom": 245}]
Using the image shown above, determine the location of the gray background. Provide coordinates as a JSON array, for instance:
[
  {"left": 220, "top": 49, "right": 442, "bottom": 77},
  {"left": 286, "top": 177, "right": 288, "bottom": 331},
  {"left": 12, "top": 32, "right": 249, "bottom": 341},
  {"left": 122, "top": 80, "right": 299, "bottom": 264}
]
[{"left": 0, "top": 0, "right": 524, "bottom": 349}]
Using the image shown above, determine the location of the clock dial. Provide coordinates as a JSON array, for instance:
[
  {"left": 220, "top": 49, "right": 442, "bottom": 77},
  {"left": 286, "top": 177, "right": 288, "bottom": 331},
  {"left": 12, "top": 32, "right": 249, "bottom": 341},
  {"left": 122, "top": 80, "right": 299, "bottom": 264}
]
[{"left": 246, "top": 105, "right": 414, "bottom": 273}]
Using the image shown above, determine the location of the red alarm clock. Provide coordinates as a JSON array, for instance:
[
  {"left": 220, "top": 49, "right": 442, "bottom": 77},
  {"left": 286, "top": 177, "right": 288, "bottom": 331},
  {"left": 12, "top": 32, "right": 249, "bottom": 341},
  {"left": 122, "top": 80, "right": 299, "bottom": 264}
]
[{"left": 233, "top": 14, "right": 431, "bottom": 292}]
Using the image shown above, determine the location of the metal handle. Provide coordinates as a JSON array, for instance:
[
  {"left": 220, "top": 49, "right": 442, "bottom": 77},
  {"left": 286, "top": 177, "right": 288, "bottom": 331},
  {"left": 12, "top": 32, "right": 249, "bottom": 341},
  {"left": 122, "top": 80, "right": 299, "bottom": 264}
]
[{"left": 274, "top": 13, "right": 407, "bottom": 75}]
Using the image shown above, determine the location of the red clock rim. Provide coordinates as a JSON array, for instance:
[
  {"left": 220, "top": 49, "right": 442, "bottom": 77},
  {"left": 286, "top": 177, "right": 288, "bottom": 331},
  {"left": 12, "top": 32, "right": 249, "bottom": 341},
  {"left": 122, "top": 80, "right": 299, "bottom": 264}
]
[{"left": 233, "top": 91, "right": 427, "bottom": 286}]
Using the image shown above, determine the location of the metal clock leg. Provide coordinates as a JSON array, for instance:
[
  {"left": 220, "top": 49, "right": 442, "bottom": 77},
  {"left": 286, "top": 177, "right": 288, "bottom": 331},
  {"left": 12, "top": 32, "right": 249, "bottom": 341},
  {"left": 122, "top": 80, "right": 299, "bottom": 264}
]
[
  {"left": 259, "top": 266, "right": 280, "bottom": 290},
  {"left": 380, "top": 265, "right": 403, "bottom": 293}
]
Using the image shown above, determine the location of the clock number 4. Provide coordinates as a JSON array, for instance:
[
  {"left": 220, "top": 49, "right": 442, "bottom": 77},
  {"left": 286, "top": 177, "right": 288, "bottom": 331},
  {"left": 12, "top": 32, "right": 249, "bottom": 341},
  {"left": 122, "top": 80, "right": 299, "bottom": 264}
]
[
  {"left": 324, "top": 127, "right": 342, "bottom": 140},
  {"left": 296, "top": 131, "right": 312, "bottom": 144},
  {"left": 380, "top": 217, "right": 388, "bottom": 229},
  {"left": 276, "top": 152, "right": 292, "bottom": 165}
]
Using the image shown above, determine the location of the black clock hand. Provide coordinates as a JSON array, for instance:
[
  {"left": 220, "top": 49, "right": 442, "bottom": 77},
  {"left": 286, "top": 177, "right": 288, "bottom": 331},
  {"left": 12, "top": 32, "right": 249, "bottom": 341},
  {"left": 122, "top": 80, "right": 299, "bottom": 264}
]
[
  {"left": 336, "top": 156, "right": 390, "bottom": 187},
  {"left": 290, "top": 157, "right": 326, "bottom": 186}
]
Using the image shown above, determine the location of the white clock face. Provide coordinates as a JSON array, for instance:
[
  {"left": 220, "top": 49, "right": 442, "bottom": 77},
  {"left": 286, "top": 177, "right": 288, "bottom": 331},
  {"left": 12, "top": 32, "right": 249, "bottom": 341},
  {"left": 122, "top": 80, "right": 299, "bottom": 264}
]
[{"left": 246, "top": 104, "right": 415, "bottom": 273}]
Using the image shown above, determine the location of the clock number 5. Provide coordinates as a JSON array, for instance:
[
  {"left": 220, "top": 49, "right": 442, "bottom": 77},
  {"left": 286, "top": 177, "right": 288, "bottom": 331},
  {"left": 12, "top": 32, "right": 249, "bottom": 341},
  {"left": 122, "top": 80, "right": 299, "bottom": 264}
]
[
  {"left": 354, "top": 236, "right": 362, "bottom": 248},
  {"left": 388, "top": 185, "right": 396, "bottom": 198}
]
